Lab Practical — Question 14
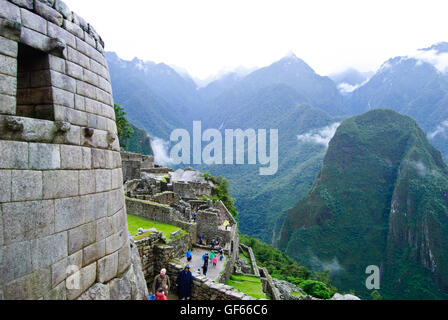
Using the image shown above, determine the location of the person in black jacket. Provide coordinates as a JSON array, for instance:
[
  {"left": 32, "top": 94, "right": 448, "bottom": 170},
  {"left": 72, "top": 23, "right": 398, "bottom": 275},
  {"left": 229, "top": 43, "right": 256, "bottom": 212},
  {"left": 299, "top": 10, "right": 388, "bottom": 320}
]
[{"left": 176, "top": 265, "right": 193, "bottom": 300}]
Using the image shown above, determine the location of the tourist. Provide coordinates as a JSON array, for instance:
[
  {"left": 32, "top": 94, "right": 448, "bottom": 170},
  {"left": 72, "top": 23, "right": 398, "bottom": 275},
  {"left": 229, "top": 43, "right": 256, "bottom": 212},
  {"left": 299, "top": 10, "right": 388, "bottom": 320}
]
[
  {"left": 209, "top": 250, "right": 216, "bottom": 261},
  {"left": 219, "top": 248, "right": 224, "bottom": 261},
  {"left": 199, "top": 235, "right": 203, "bottom": 245},
  {"left": 202, "top": 253, "right": 209, "bottom": 276},
  {"left": 202, "top": 260, "right": 208, "bottom": 276},
  {"left": 155, "top": 288, "right": 168, "bottom": 301},
  {"left": 186, "top": 249, "right": 192, "bottom": 262},
  {"left": 212, "top": 256, "right": 218, "bottom": 267},
  {"left": 176, "top": 265, "right": 193, "bottom": 300},
  {"left": 193, "top": 211, "right": 197, "bottom": 222},
  {"left": 148, "top": 292, "right": 157, "bottom": 300},
  {"left": 152, "top": 268, "right": 170, "bottom": 296}
]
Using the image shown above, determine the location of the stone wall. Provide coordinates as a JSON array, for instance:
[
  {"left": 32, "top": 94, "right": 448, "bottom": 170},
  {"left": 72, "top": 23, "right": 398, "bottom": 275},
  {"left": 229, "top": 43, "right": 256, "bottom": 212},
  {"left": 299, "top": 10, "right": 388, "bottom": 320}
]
[
  {"left": 259, "top": 267, "right": 281, "bottom": 300},
  {"left": 126, "top": 197, "right": 176, "bottom": 224},
  {"left": 135, "top": 231, "right": 193, "bottom": 293},
  {"left": 120, "top": 151, "right": 154, "bottom": 182},
  {"left": 153, "top": 191, "right": 180, "bottom": 206},
  {"left": 134, "top": 232, "right": 160, "bottom": 288},
  {"left": 218, "top": 225, "right": 239, "bottom": 284},
  {"left": 213, "top": 200, "right": 237, "bottom": 226},
  {"left": 122, "top": 160, "right": 140, "bottom": 182},
  {"left": 239, "top": 244, "right": 260, "bottom": 277},
  {"left": 0, "top": 0, "right": 146, "bottom": 300},
  {"left": 196, "top": 210, "right": 219, "bottom": 244},
  {"left": 166, "top": 262, "right": 256, "bottom": 300}
]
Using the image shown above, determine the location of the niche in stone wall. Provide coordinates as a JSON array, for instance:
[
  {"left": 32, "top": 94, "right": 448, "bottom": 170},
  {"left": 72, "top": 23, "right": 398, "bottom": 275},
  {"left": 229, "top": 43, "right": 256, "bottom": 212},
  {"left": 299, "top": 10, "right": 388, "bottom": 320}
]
[{"left": 16, "top": 43, "right": 54, "bottom": 120}]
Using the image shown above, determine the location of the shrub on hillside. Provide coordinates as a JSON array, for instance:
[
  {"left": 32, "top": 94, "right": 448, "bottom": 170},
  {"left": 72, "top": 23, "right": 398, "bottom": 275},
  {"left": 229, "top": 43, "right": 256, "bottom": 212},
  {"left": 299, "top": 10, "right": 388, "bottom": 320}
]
[{"left": 300, "top": 280, "right": 332, "bottom": 299}]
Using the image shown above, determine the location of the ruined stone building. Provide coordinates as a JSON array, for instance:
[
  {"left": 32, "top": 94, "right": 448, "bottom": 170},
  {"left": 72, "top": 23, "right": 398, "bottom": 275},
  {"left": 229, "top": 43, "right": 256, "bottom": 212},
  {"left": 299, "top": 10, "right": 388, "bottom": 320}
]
[{"left": 0, "top": 0, "right": 147, "bottom": 300}]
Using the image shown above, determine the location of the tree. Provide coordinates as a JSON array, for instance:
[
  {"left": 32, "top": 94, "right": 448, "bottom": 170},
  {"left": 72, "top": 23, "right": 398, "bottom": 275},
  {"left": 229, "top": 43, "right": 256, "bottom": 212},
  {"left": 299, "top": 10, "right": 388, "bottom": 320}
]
[
  {"left": 371, "top": 290, "right": 382, "bottom": 300},
  {"left": 114, "top": 103, "right": 134, "bottom": 148}
]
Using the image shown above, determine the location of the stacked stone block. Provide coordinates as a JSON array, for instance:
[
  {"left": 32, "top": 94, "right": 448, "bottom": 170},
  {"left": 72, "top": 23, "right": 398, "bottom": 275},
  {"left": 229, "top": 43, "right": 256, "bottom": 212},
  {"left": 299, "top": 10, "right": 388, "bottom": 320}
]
[{"left": 0, "top": 0, "right": 140, "bottom": 300}]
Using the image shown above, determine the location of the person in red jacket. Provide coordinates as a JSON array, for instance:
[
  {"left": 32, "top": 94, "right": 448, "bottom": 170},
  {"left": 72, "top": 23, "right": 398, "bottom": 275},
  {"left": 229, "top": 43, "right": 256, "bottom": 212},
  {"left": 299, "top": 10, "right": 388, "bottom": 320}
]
[{"left": 155, "top": 288, "right": 168, "bottom": 300}]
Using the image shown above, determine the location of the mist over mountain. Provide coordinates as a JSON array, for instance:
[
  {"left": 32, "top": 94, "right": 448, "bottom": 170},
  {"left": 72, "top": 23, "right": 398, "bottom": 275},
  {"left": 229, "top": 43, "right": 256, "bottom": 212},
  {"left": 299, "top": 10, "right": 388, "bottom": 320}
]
[
  {"left": 329, "top": 68, "right": 374, "bottom": 94},
  {"left": 329, "top": 68, "right": 373, "bottom": 86}
]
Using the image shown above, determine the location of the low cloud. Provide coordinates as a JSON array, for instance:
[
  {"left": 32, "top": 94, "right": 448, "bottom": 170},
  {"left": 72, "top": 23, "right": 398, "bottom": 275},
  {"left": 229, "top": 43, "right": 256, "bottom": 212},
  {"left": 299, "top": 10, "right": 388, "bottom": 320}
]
[
  {"left": 428, "top": 120, "right": 448, "bottom": 139},
  {"left": 150, "top": 137, "right": 173, "bottom": 166},
  {"left": 409, "top": 49, "right": 448, "bottom": 73},
  {"left": 297, "top": 123, "right": 341, "bottom": 148},
  {"left": 407, "top": 160, "right": 439, "bottom": 178},
  {"left": 337, "top": 79, "right": 370, "bottom": 94},
  {"left": 409, "top": 160, "right": 429, "bottom": 177},
  {"left": 310, "top": 255, "right": 344, "bottom": 273}
]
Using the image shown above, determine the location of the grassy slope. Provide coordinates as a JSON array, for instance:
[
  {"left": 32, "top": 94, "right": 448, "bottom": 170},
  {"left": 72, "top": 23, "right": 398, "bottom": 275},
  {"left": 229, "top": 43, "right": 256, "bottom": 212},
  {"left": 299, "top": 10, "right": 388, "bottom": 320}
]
[
  {"left": 127, "top": 214, "right": 187, "bottom": 241},
  {"left": 227, "top": 274, "right": 268, "bottom": 300}
]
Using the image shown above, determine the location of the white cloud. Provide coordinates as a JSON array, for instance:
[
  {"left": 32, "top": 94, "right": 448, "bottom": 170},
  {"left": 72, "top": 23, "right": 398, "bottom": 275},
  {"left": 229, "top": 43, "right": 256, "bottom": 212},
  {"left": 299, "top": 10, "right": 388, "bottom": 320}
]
[
  {"left": 428, "top": 120, "right": 448, "bottom": 139},
  {"left": 337, "top": 82, "right": 359, "bottom": 94},
  {"left": 409, "top": 160, "right": 428, "bottom": 177},
  {"left": 337, "top": 78, "right": 370, "bottom": 94},
  {"left": 297, "top": 123, "right": 341, "bottom": 147},
  {"left": 310, "top": 255, "right": 344, "bottom": 273},
  {"left": 407, "top": 160, "right": 439, "bottom": 178},
  {"left": 409, "top": 49, "right": 448, "bottom": 73},
  {"left": 150, "top": 137, "right": 173, "bottom": 166}
]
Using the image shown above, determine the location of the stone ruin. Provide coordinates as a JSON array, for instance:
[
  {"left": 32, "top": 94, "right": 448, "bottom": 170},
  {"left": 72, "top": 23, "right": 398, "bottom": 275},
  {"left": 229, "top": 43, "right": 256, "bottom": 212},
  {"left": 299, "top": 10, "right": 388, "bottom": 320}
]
[{"left": 0, "top": 0, "right": 148, "bottom": 300}]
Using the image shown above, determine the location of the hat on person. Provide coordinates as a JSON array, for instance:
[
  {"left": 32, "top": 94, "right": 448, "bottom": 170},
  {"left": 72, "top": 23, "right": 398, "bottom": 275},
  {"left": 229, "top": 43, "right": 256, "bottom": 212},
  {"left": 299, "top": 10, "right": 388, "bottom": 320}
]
[{"left": 185, "top": 264, "right": 190, "bottom": 269}]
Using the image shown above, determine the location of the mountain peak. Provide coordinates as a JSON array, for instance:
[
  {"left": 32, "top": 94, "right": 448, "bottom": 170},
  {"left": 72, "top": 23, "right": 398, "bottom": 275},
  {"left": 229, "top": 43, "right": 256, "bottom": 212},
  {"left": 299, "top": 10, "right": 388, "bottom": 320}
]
[
  {"left": 272, "top": 53, "right": 316, "bottom": 75},
  {"left": 278, "top": 52, "right": 303, "bottom": 64}
]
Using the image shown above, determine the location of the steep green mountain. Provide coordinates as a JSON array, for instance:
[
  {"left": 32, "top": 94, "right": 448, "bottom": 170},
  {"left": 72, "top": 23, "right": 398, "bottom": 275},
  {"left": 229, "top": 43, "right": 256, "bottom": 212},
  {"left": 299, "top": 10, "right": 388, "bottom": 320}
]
[
  {"left": 279, "top": 109, "right": 448, "bottom": 299},
  {"left": 121, "top": 123, "right": 154, "bottom": 156}
]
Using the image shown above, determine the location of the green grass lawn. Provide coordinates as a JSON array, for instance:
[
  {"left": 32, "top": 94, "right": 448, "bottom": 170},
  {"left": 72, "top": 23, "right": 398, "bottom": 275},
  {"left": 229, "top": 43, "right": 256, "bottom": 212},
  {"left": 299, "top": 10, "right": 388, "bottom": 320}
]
[
  {"left": 227, "top": 274, "right": 268, "bottom": 300},
  {"left": 127, "top": 214, "right": 188, "bottom": 242}
]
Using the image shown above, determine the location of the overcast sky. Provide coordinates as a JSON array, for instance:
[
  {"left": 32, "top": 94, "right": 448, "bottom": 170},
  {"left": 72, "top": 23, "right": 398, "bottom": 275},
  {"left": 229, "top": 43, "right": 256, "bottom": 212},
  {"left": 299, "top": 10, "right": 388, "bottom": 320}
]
[{"left": 64, "top": 0, "right": 448, "bottom": 81}]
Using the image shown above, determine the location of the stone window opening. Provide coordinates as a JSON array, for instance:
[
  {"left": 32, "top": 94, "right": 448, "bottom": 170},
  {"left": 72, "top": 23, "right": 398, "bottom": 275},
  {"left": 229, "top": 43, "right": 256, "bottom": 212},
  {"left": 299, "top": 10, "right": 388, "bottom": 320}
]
[{"left": 16, "top": 43, "right": 54, "bottom": 121}]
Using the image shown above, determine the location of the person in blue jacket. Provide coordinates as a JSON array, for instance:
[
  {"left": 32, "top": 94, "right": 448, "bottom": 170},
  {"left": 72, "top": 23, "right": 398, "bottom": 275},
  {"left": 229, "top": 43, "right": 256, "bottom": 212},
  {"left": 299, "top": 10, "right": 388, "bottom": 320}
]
[
  {"left": 186, "top": 249, "right": 192, "bottom": 262},
  {"left": 176, "top": 265, "right": 193, "bottom": 300}
]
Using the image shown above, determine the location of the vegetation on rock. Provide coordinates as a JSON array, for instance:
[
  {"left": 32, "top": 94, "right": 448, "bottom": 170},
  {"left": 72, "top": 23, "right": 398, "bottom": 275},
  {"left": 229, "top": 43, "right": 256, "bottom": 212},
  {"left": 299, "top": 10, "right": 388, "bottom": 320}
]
[{"left": 114, "top": 103, "right": 153, "bottom": 155}]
